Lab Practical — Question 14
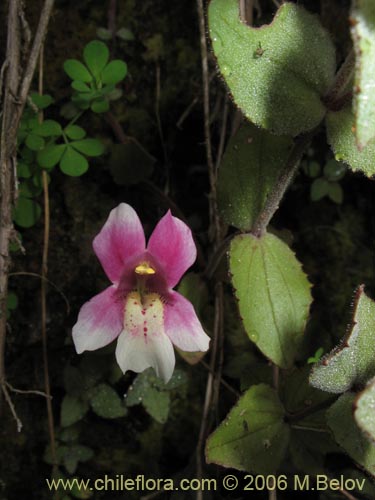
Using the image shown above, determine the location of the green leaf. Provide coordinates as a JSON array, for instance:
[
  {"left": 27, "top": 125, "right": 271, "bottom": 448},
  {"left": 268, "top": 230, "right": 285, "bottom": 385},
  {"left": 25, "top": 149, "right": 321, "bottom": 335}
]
[
  {"left": 351, "top": 0, "right": 375, "bottom": 148},
  {"left": 327, "top": 182, "right": 343, "bottom": 204},
  {"left": 101, "top": 60, "right": 127, "bottom": 85},
  {"left": 206, "top": 384, "right": 290, "bottom": 473},
  {"left": 13, "top": 197, "right": 41, "bottom": 228},
  {"left": 304, "top": 161, "right": 321, "bottom": 178},
  {"left": 327, "top": 392, "right": 375, "bottom": 477},
  {"left": 71, "top": 138, "right": 105, "bottom": 157},
  {"left": 25, "top": 133, "right": 45, "bottom": 151},
  {"left": 96, "top": 27, "right": 112, "bottom": 41},
  {"left": 64, "top": 59, "right": 93, "bottom": 82},
  {"left": 116, "top": 27, "right": 135, "bottom": 41},
  {"left": 323, "top": 159, "right": 346, "bottom": 181},
  {"left": 326, "top": 106, "right": 375, "bottom": 177},
  {"left": 19, "top": 179, "right": 42, "bottom": 198},
  {"left": 63, "top": 445, "right": 93, "bottom": 475},
  {"left": 89, "top": 383, "right": 127, "bottom": 419},
  {"left": 61, "top": 395, "right": 89, "bottom": 427},
  {"left": 17, "top": 162, "right": 32, "bottom": 178},
  {"left": 7, "top": 292, "right": 18, "bottom": 310},
  {"left": 33, "top": 120, "right": 62, "bottom": 137},
  {"left": 354, "top": 377, "right": 375, "bottom": 443},
  {"left": 71, "top": 81, "right": 91, "bottom": 92},
  {"left": 142, "top": 388, "right": 170, "bottom": 424},
  {"left": 230, "top": 233, "right": 312, "bottom": 368},
  {"left": 208, "top": 0, "right": 335, "bottom": 136},
  {"left": 37, "top": 144, "right": 66, "bottom": 169},
  {"left": 30, "top": 93, "right": 53, "bottom": 109},
  {"left": 310, "top": 286, "right": 375, "bottom": 393},
  {"left": 90, "top": 99, "right": 109, "bottom": 113},
  {"left": 60, "top": 147, "right": 89, "bottom": 177},
  {"left": 109, "top": 141, "right": 155, "bottom": 186},
  {"left": 310, "top": 177, "right": 330, "bottom": 201},
  {"left": 217, "top": 123, "right": 292, "bottom": 231},
  {"left": 64, "top": 125, "right": 86, "bottom": 140},
  {"left": 83, "top": 40, "right": 109, "bottom": 79}
]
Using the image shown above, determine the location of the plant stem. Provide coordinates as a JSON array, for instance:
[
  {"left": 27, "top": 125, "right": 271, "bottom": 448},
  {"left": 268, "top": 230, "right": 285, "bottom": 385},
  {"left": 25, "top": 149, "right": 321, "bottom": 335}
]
[{"left": 251, "top": 131, "right": 314, "bottom": 238}]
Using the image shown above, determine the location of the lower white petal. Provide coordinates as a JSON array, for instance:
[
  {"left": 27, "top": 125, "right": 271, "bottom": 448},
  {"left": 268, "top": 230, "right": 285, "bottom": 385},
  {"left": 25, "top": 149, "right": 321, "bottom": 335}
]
[
  {"left": 115, "top": 291, "right": 175, "bottom": 382},
  {"left": 115, "top": 328, "right": 175, "bottom": 383}
]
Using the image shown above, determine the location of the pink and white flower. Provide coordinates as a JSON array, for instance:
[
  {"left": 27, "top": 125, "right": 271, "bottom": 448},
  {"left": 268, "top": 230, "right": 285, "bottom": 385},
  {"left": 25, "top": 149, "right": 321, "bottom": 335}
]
[{"left": 72, "top": 203, "right": 210, "bottom": 382}]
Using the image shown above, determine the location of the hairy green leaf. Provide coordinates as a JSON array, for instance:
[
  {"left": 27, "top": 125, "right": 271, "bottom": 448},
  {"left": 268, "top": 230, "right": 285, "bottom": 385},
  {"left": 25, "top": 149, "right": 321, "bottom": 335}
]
[
  {"left": 206, "top": 384, "right": 289, "bottom": 473},
  {"left": 354, "top": 377, "right": 375, "bottom": 443},
  {"left": 310, "top": 286, "right": 375, "bottom": 393},
  {"left": 208, "top": 0, "right": 335, "bottom": 135},
  {"left": 89, "top": 383, "right": 127, "bottom": 419},
  {"left": 351, "top": 0, "right": 375, "bottom": 148},
  {"left": 327, "top": 392, "right": 375, "bottom": 477},
  {"left": 326, "top": 106, "right": 375, "bottom": 177},
  {"left": 217, "top": 123, "right": 292, "bottom": 231},
  {"left": 61, "top": 395, "right": 88, "bottom": 427},
  {"left": 230, "top": 233, "right": 312, "bottom": 368}
]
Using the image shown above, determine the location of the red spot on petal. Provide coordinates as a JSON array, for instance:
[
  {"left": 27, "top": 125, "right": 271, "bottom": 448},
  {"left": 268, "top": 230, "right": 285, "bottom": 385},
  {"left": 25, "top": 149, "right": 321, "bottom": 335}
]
[{"left": 144, "top": 327, "right": 148, "bottom": 332}]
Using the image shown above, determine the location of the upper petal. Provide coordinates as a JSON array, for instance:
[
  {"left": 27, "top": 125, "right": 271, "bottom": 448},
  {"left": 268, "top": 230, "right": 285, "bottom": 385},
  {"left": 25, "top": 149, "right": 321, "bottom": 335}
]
[
  {"left": 164, "top": 291, "right": 210, "bottom": 352},
  {"left": 72, "top": 285, "right": 123, "bottom": 354},
  {"left": 93, "top": 203, "right": 146, "bottom": 283},
  {"left": 147, "top": 211, "right": 196, "bottom": 288}
]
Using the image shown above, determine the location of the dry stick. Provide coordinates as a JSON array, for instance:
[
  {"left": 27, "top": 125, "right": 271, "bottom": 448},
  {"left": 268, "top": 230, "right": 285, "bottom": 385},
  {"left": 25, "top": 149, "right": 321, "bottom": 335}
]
[
  {"left": 0, "top": 0, "right": 54, "bottom": 413},
  {"left": 0, "top": 0, "right": 21, "bottom": 411},
  {"left": 38, "top": 47, "right": 58, "bottom": 472},
  {"left": 196, "top": 1, "right": 224, "bottom": 498}
]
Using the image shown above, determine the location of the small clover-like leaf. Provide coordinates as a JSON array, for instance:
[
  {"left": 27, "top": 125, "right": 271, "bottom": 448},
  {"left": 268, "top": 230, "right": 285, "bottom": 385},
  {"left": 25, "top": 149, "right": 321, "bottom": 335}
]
[
  {"left": 60, "top": 147, "right": 89, "bottom": 176},
  {"left": 327, "top": 182, "right": 343, "bottom": 204},
  {"left": 33, "top": 120, "right": 62, "bottom": 137},
  {"left": 310, "top": 286, "right": 375, "bottom": 393},
  {"left": 208, "top": 0, "right": 336, "bottom": 135},
  {"left": 310, "top": 177, "right": 330, "bottom": 201},
  {"left": 37, "top": 144, "right": 66, "bottom": 169},
  {"left": 116, "top": 27, "right": 135, "bottom": 41},
  {"left": 61, "top": 395, "right": 89, "bottom": 427},
  {"left": 206, "top": 384, "right": 290, "bottom": 473},
  {"left": 351, "top": 0, "right": 375, "bottom": 148},
  {"left": 71, "top": 81, "right": 91, "bottom": 93},
  {"left": 64, "top": 59, "right": 92, "bottom": 83},
  {"left": 83, "top": 40, "right": 109, "bottom": 79},
  {"left": 101, "top": 60, "right": 127, "bottom": 85},
  {"left": 326, "top": 106, "right": 375, "bottom": 177},
  {"left": 17, "top": 162, "right": 32, "bottom": 178},
  {"left": 323, "top": 159, "right": 346, "bottom": 181},
  {"left": 71, "top": 138, "right": 105, "bottom": 157},
  {"left": 64, "top": 125, "right": 86, "bottom": 140},
  {"left": 354, "top": 377, "right": 375, "bottom": 443},
  {"left": 30, "top": 93, "right": 53, "bottom": 109},
  {"left": 25, "top": 133, "right": 45, "bottom": 151},
  {"left": 90, "top": 99, "right": 109, "bottom": 113},
  {"left": 89, "top": 383, "right": 127, "bottom": 419},
  {"left": 217, "top": 123, "right": 292, "bottom": 231},
  {"left": 230, "top": 233, "right": 312, "bottom": 368},
  {"left": 13, "top": 197, "right": 41, "bottom": 228},
  {"left": 327, "top": 392, "right": 375, "bottom": 477}
]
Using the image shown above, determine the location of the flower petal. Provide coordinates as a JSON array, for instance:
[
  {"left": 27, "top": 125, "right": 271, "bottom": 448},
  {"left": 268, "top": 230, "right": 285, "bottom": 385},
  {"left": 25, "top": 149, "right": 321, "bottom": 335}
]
[
  {"left": 115, "top": 291, "right": 175, "bottom": 382},
  {"left": 72, "top": 286, "right": 123, "bottom": 354},
  {"left": 147, "top": 210, "right": 196, "bottom": 288},
  {"left": 164, "top": 291, "right": 210, "bottom": 352},
  {"left": 115, "top": 329, "right": 175, "bottom": 383},
  {"left": 93, "top": 203, "right": 146, "bottom": 283}
]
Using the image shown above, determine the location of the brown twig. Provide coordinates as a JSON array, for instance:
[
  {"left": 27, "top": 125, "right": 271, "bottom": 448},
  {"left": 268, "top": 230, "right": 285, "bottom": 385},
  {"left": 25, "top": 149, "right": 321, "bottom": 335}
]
[{"left": 5, "top": 381, "right": 51, "bottom": 399}]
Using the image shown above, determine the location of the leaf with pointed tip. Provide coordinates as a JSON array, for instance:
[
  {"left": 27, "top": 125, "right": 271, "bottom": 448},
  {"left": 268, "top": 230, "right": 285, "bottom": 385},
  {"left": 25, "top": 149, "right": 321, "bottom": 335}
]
[
  {"left": 326, "top": 106, "right": 375, "bottom": 177},
  {"left": 354, "top": 377, "right": 375, "bottom": 443},
  {"left": 351, "top": 0, "right": 375, "bottom": 148},
  {"left": 327, "top": 392, "right": 375, "bottom": 477},
  {"left": 310, "top": 286, "right": 375, "bottom": 393},
  {"left": 230, "top": 233, "right": 312, "bottom": 368},
  {"left": 206, "top": 384, "right": 289, "bottom": 473},
  {"left": 88, "top": 383, "right": 127, "bottom": 419},
  {"left": 208, "top": 0, "right": 336, "bottom": 136},
  {"left": 217, "top": 123, "right": 292, "bottom": 231}
]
